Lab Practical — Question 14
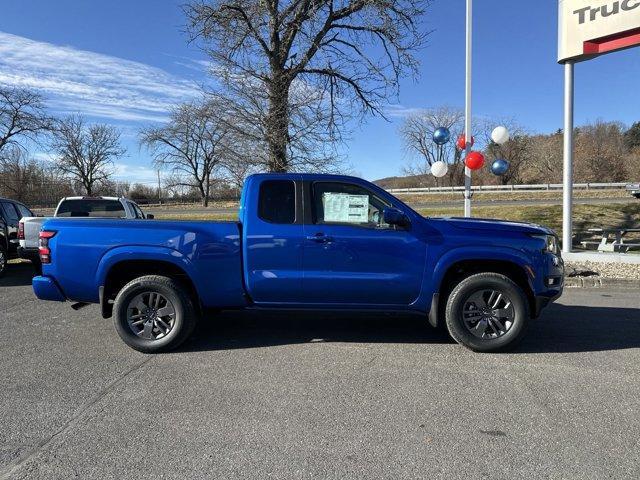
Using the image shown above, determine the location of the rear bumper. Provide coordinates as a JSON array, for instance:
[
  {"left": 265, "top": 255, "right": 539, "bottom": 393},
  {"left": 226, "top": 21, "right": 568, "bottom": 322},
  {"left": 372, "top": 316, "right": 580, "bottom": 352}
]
[
  {"left": 32, "top": 276, "right": 66, "bottom": 302},
  {"left": 18, "top": 246, "right": 40, "bottom": 262}
]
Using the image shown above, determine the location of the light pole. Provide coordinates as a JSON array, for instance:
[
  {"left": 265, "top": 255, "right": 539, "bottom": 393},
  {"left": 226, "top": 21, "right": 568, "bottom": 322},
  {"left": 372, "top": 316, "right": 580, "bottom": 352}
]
[{"left": 464, "top": 0, "right": 473, "bottom": 217}]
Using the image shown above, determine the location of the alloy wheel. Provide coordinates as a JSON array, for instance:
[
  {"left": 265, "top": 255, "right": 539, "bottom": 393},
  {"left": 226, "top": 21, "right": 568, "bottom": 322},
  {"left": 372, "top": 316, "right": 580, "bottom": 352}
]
[
  {"left": 462, "top": 289, "right": 515, "bottom": 339},
  {"left": 126, "top": 291, "right": 176, "bottom": 340}
]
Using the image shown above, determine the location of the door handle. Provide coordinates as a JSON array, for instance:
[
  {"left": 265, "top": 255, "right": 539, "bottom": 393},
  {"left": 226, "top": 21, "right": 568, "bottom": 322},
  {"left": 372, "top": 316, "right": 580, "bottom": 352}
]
[{"left": 306, "top": 234, "right": 333, "bottom": 244}]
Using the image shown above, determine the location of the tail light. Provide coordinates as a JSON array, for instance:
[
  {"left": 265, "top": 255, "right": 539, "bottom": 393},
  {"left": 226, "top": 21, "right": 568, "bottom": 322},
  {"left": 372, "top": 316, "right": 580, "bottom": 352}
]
[
  {"left": 18, "top": 222, "right": 25, "bottom": 240},
  {"left": 39, "top": 230, "right": 57, "bottom": 264}
]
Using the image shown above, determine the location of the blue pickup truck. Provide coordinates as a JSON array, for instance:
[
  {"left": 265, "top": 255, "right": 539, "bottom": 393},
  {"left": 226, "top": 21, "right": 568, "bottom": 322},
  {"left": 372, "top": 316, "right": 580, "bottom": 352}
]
[{"left": 32, "top": 174, "right": 564, "bottom": 353}]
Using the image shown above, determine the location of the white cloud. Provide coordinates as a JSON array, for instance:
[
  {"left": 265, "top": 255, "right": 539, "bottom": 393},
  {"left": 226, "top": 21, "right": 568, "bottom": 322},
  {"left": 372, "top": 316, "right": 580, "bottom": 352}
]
[
  {"left": 0, "top": 31, "right": 202, "bottom": 124},
  {"left": 384, "top": 104, "right": 430, "bottom": 118},
  {"left": 112, "top": 162, "right": 159, "bottom": 184}
]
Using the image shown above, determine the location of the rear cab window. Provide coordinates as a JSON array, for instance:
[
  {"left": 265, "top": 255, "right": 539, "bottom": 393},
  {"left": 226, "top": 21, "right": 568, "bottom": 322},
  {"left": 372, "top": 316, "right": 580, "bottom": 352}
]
[
  {"left": 311, "top": 182, "right": 390, "bottom": 228},
  {"left": 258, "top": 180, "right": 296, "bottom": 224},
  {"left": 56, "top": 199, "right": 127, "bottom": 218}
]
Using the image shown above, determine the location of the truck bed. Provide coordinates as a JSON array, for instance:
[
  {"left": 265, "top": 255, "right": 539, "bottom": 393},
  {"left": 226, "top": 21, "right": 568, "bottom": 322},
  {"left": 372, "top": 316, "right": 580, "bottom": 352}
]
[{"left": 40, "top": 218, "right": 247, "bottom": 308}]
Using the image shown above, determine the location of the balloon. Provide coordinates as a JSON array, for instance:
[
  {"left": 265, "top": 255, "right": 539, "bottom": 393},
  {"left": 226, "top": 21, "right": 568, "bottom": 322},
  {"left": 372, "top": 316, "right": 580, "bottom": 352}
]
[
  {"left": 465, "top": 151, "right": 485, "bottom": 170},
  {"left": 432, "top": 127, "right": 451, "bottom": 145},
  {"left": 456, "top": 134, "right": 474, "bottom": 150},
  {"left": 491, "top": 159, "right": 510, "bottom": 176},
  {"left": 430, "top": 160, "right": 448, "bottom": 178},
  {"left": 491, "top": 126, "right": 510, "bottom": 145}
]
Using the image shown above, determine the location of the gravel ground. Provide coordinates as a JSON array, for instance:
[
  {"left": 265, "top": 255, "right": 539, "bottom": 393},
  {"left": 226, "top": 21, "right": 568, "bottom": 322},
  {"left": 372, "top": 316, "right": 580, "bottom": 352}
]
[{"left": 566, "top": 261, "right": 640, "bottom": 280}]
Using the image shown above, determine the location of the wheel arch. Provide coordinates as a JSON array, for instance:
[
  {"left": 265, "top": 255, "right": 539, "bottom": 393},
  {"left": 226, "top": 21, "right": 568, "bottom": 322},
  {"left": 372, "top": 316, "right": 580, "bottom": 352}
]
[
  {"left": 99, "top": 254, "right": 200, "bottom": 319},
  {"left": 429, "top": 250, "right": 536, "bottom": 328}
]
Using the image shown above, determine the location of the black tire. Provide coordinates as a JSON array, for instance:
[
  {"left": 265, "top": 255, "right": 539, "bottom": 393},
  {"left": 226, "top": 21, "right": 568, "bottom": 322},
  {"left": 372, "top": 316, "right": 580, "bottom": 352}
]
[
  {"left": 445, "top": 273, "right": 530, "bottom": 353},
  {"left": 0, "top": 244, "right": 7, "bottom": 279},
  {"left": 113, "top": 275, "right": 198, "bottom": 353}
]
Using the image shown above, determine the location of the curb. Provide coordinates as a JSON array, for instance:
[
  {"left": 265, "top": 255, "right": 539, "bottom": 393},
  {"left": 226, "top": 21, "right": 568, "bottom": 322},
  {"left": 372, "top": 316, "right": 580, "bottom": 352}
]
[{"left": 564, "top": 277, "right": 640, "bottom": 289}]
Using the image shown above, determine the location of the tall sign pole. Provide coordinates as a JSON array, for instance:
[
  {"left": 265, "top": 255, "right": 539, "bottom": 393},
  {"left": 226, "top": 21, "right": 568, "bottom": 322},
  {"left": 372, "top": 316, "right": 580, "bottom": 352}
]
[
  {"left": 464, "top": 0, "right": 473, "bottom": 217},
  {"left": 562, "top": 62, "right": 574, "bottom": 254}
]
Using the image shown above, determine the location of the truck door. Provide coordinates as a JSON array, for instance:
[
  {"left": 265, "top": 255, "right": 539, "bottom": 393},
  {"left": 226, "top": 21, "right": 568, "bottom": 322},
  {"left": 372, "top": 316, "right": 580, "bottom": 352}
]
[
  {"left": 301, "top": 181, "right": 426, "bottom": 305},
  {"left": 0, "top": 201, "right": 20, "bottom": 256},
  {"left": 242, "top": 177, "right": 304, "bottom": 303}
]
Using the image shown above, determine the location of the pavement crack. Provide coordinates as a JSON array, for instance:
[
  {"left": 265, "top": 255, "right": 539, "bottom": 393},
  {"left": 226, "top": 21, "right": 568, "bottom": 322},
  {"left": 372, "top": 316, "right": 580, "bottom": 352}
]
[{"left": 0, "top": 355, "right": 155, "bottom": 480}]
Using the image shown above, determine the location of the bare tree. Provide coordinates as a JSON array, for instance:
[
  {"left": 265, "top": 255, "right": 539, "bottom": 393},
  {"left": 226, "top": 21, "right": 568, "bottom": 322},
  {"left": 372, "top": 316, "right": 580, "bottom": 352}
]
[
  {"left": 400, "top": 107, "right": 467, "bottom": 186},
  {"left": 140, "top": 100, "right": 230, "bottom": 207},
  {"left": 575, "top": 120, "right": 627, "bottom": 182},
  {"left": 51, "top": 115, "right": 125, "bottom": 196},
  {"left": 0, "top": 147, "right": 42, "bottom": 202},
  {"left": 185, "top": 0, "right": 428, "bottom": 172},
  {"left": 0, "top": 87, "right": 52, "bottom": 153}
]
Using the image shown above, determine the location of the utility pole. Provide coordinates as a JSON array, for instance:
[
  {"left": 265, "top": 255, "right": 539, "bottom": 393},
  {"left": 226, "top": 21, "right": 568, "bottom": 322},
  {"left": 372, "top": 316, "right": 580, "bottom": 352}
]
[
  {"left": 464, "top": 0, "right": 473, "bottom": 217},
  {"left": 157, "top": 170, "right": 161, "bottom": 205}
]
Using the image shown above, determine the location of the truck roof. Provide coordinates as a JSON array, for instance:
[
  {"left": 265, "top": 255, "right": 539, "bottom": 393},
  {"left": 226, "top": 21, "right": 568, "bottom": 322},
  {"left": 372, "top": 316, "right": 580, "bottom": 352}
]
[
  {"left": 60, "top": 196, "right": 123, "bottom": 201},
  {"left": 247, "top": 173, "right": 368, "bottom": 182}
]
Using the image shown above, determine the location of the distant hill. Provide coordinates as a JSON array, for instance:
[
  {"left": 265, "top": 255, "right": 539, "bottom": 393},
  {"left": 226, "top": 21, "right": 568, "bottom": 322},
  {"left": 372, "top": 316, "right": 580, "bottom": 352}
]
[{"left": 373, "top": 174, "right": 434, "bottom": 189}]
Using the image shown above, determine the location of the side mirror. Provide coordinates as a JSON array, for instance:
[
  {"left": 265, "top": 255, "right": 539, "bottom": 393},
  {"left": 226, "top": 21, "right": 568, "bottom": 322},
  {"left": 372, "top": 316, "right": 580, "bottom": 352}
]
[
  {"left": 145, "top": 214, "right": 155, "bottom": 220},
  {"left": 383, "top": 207, "right": 410, "bottom": 229}
]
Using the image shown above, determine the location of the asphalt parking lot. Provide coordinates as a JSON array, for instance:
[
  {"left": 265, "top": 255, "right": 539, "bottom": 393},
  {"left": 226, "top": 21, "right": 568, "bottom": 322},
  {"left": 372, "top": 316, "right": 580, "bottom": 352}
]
[{"left": 1, "top": 263, "right": 639, "bottom": 479}]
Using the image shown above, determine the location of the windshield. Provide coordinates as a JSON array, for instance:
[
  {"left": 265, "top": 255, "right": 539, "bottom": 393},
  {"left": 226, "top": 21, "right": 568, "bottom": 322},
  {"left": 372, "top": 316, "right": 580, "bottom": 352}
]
[{"left": 56, "top": 199, "right": 126, "bottom": 218}]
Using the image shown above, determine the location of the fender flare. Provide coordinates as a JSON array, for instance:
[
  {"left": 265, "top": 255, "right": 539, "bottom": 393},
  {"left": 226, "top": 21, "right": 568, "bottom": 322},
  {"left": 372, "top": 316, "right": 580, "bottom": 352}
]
[
  {"left": 426, "top": 246, "right": 534, "bottom": 328},
  {"left": 95, "top": 245, "right": 201, "bottom": 297}
]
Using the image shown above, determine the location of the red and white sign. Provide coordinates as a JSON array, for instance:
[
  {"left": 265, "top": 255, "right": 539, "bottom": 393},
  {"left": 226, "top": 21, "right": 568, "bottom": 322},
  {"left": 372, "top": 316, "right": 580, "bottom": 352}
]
[{"left": 558, "top": 0, "right": 640, "bottom": 62}]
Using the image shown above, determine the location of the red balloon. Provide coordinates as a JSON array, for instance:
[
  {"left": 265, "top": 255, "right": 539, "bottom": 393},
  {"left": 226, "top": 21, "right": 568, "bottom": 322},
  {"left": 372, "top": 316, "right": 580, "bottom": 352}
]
[
  {"left": 465, "top": 151, "right": 485, "bottom": 170},
  {"left": 456, "top": 134, "right": 474, "bottom": 150}
]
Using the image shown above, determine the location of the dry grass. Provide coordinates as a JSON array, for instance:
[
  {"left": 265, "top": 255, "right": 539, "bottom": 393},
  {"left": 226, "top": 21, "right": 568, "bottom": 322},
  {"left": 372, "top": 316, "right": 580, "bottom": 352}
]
[
  {"left": 397, "top": 189, "right": 630, "bottom": 204},
  {"left": 416, "top": 202, "right": 640, "bottom": 234}
]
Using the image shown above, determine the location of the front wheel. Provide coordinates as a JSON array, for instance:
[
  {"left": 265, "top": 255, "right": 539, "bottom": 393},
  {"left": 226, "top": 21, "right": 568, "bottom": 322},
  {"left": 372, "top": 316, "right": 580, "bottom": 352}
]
[
  {"left": 113, "top": 275, "right": 198, "bottom": 353},
  {"left": 445, "top": 273, "right": 530, "bottom": 352}
]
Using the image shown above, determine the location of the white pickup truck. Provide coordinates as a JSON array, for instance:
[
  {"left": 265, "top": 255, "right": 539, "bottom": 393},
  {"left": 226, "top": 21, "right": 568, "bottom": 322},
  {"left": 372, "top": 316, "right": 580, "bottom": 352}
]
[
  {"left": 627, "top": 183, "right": 640, "bottom": 199},
  {"left": 18, "top": 196, "right": 154, "bottom": 266}
]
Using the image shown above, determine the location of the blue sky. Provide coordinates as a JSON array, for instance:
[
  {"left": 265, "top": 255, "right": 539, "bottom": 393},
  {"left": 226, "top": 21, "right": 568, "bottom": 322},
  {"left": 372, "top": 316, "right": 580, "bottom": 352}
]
[{"left": 1, "top": 0, "right": 639, "bottom": 183}]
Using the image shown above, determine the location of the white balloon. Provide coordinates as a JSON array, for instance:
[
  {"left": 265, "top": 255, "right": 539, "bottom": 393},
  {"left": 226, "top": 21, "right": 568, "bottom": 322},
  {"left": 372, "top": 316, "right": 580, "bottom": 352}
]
[
  {"left": 491, "top": 126, "right": 510, "bottom": 145},
  {"left": 431, "top": 160, "right": 448, "bottom": 178}
]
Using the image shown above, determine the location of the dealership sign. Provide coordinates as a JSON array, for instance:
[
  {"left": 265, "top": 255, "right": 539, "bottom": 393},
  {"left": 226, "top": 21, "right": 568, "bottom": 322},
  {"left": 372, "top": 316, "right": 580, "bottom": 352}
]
[{"left": 559, "top": 0, "right": 640, "bottom": 62}]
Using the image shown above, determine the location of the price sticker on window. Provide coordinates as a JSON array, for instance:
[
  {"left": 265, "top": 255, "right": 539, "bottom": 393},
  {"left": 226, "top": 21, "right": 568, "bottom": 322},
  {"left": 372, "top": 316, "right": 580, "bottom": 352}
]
[{"left": 322, "top": 193, "right": 369, "bottom": 223}]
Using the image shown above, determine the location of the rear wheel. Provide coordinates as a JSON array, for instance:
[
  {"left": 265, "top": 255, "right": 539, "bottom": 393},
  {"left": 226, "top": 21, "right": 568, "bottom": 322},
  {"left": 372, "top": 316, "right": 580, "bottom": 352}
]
[
  {"left": 445, "top": 273, "right": 530, "bottom": 352},
  {"left": 0, "top": 244, "right": 7, "bottom": 278},
  {"left": 113, "top": 275, "right": 198, "bottom": 353}
]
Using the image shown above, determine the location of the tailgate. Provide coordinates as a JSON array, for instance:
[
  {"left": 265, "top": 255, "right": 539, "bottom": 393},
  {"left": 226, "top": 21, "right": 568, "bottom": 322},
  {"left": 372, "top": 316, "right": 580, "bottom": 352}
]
[{"left": 21, "top": 217, "right": 45, "bottom": 249}]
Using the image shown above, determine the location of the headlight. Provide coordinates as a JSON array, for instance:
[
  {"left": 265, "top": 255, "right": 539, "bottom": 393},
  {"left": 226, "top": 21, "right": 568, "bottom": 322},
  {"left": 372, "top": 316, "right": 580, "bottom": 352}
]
[{"left": 530, "top": 234, "right": 560, "bottom": 255}]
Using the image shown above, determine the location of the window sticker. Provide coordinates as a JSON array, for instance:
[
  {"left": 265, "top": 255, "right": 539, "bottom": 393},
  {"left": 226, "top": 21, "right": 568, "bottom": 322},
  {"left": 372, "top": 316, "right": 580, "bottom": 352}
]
[{"left": 322, "top": 192, "right": 369, "bottom": 223}]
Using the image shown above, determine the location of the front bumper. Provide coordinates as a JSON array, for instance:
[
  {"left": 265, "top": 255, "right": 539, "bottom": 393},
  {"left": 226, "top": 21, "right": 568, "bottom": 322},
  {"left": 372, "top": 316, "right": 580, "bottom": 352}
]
[
  {"left": 532, "top": 252, "right": 564, "bottom": 318},
  {"left": 32, "top": 276, "right": 66, "bottom": 302}
]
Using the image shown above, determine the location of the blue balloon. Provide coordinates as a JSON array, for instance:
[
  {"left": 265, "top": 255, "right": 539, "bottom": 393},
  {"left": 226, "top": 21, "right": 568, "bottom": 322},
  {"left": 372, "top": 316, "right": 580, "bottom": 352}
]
[
  {"left": 432, "top": 127, "right": 451, "bottom": 145},
  {"left": 491, "top": 159, "right": 510, "bottom": 176}
]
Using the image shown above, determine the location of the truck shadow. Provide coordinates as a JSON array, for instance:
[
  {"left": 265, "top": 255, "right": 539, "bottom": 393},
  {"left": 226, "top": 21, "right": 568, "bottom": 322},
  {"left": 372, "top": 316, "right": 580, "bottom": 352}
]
[
  {"left": 0, "top": 263, "right": 36, "bottom": 288},
  {"left": 182, "top": 302, "right": 640, "bottom": 354}
]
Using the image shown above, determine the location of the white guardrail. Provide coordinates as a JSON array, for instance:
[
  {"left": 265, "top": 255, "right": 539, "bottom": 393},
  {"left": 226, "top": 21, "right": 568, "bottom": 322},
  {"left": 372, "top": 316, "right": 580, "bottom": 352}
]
[{"left": 386, "top": 182, "right": 629, "bottom": 195}]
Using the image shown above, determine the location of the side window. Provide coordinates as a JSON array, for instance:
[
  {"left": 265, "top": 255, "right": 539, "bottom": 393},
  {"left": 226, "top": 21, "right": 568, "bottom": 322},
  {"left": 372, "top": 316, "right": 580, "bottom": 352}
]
[
  {"left": 312, "top": 182, "right": 390, "bottom": 228},
  {"left": 0, "top": 202, "right": 19, "bottom": 223},
  {"left": 16, "top": 204, "right": 33, "bottom": 219},
  {"left": 258, "top": 180, "right": 296, "bottom": 224}
]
